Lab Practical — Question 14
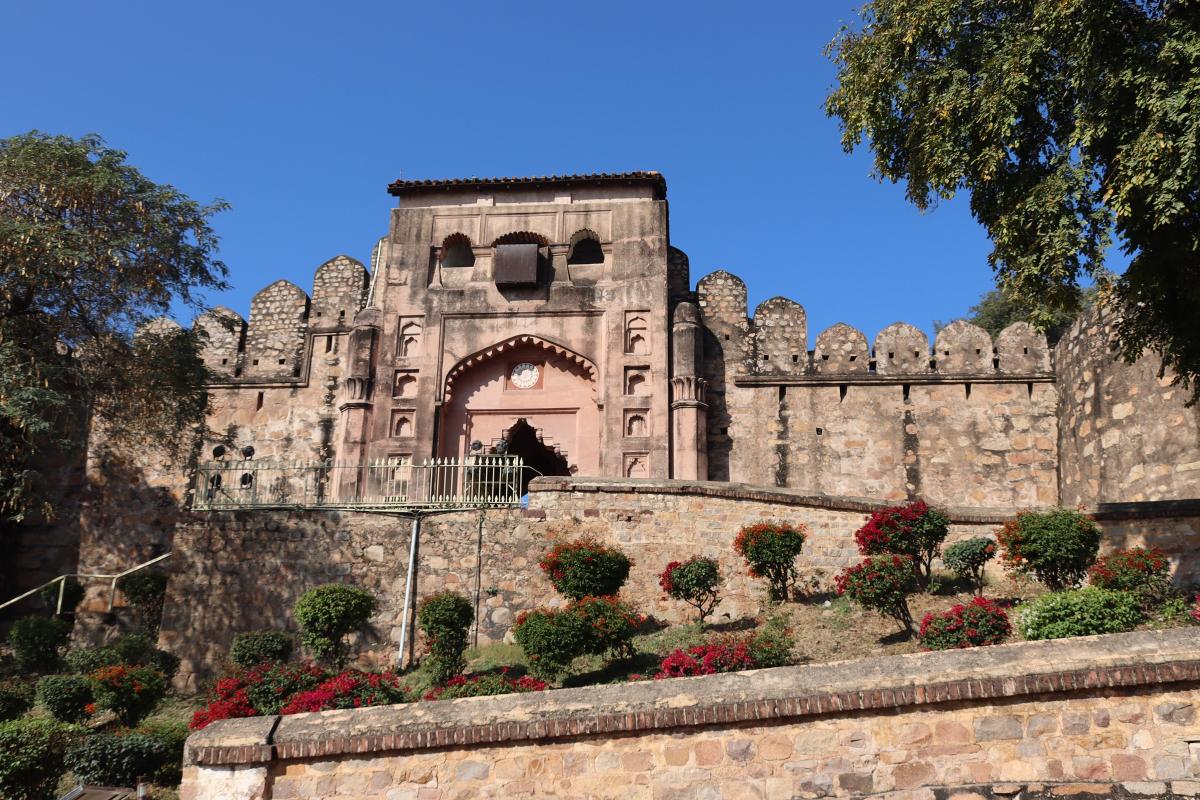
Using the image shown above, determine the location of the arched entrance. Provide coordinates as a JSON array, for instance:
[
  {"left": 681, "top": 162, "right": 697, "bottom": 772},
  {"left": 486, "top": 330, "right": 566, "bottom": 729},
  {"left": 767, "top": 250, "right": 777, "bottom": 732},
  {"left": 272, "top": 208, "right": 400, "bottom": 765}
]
[{"left": 439, "top": 336, "right": 601, "bottom": 477}]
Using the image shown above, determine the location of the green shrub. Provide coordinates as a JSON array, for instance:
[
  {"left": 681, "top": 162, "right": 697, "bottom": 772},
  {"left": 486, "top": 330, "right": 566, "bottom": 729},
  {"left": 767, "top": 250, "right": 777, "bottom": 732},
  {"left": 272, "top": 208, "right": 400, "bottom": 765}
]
[
  {"left": 854, "top": 500, "right": 950, "bottom": 589},
  {"left": 918, "top": 597, "right": 1011, "bottom": 650},
  {"left": 733, "top": 522, "right": 808, "bottom": 601},
  {"left": 117, "top": 571, "right": 169, "bottom": 633},
  {"left": 8, "top": 615, "right": 72, "bottom": 673},
  {"left": 746, "top": 614, "right": 795, "bottom": 668},
  {"left": 417, "top": 592, "right": 474, "bottom": 685},
  {"left": 942, "top": 537, "right": 997, "bottom": 594},
  {"left": 835, "top": 555, "right": 919, "bottom": 634},
  {"left": 538, "top": 538, "right": 632, "bottom": 601},
  {"left": 513, "top": 608, "right": 591, "bottom": 682},
  {"left": 35, "top": 675, "right": 92, "bottom": 723},
  {"left": 571, "top": 595, "right": 642, "bottom": 659},
  {"left": 0, "top": 717, "right": 84, "bottom": 800},
  {"left": 230, "top": 629, "right": 294, "bottom": 668},
  {"left": 237, "top": 662, "right": 327, "bottom": 716},
  {"left": 997, "top": 509, "right": 1102, "bottom": 590},
  {"left": 659, "top": 557, "right": 723, "bottom": 623},
  {"left": 66, "top": 632, "right": 180, "bottom": 680},
  {"left": 64, "top": 731, "right": 172, "bottom": 788},
  {"left": 293, "top": 584, "right": 377, "bottom": 666},
  {"left": 1088, "top": 546, "right": 1173, "bottom": 609},
  {"left": 0, "top": 681, "right": 34, "bottom": 722},
  {"left": 1016, "top": 588, "right": 1145, "bottom": 640},
  {"left": 134, "top": 719, "right": 189, "bottom": 785},
  {"left": 39, "top": 578, "right": 84, "bottom": 616},
  {"left": 90, "top": 664, "right": 167, "bottom": 726}
]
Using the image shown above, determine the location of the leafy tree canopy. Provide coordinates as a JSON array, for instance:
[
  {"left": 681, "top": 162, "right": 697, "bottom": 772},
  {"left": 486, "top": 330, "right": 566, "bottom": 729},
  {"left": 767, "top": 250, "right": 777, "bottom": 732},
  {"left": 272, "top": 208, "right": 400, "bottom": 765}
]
[
  {"left": 0, "top": 132, "right": 228, "bottom": 522},
  {"left": 937, "top": 285, "right": 1097, "bottom": 344},
  {"left": 827, "top": 0, "right": 1200, "bottom": 398}
]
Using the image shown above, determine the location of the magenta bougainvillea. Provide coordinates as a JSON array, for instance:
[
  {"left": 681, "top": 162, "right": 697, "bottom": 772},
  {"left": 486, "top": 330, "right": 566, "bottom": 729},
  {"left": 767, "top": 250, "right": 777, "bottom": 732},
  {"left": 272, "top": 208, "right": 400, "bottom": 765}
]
[
  {"left": 917, "top": 597, "right": 1011, "bottom": 650},
  {"left": 853, "top": 500, "right": 949, "bottom": 589}
]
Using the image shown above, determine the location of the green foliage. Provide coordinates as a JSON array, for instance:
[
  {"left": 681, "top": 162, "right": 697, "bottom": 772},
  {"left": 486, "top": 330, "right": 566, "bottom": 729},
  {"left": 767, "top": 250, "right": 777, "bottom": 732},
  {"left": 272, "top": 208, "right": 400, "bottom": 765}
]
[
  {"left": 918, "top": 597, "right": 1011, "bottom": 650},
  {"left": 423, "top": 672, "right": 546, "bottom": 701},
  {"left": 417, "top": 591, "right": 475, "bottom": 685},
  {"left": 1088, "top": 546, "right": 1174, "bottom": 609},
  {"left": 571, "top": 596, "right": 642, "bottom": 659},
  {"left": 940, "top": 287, "right": 1096, "bottom": 345},
  {"left": 538, "top": 538, "right": 632, "bottom": 601},
  {"left": 1017, "top": 588, "right": 1145, "bottom": 641},
  {"left": 659, "top": 557, "right": 723, "bottom": 623},
  {"left": 293, "top": 584, "right": 377, "bottom": 667},
  {"left": 89, "top": 664, "right": 167, "bottom": 726},
  {"left": 133, "top": 719, "right": 189, "bottom": 786},
  {"left": 0, "top": 681, "right": 34, "bottom": 722},
  {"left": 65, "top": 631, "right": 180, "bottom": 680},
  {"left": 826, "top": 2, "right": 1200, "bottom": 402},
  {"left": 239, "top": 662, "right": 326, "bottom": 716},
  {"left": 836, "top": 555, "right": 919, "bottom": 634},
  {"left": 230, "top": 629, "right": 294, "bottom": 668},
  {"left": 38, "top": 577, "right": 84, "bottom": 616},
  {"left": 0, "top": 131, "right": 228, "bottom": 523},
  {"left": 942, "top": 537, "right": 998, "bottom": 594},
  {"left": 733, "top": 522, "right": 808, "bottom": 602},
  {"left": 997, "top": 509, "right": 1102, "bottom": 590},
  {"left": 0, "top": 716, "right": 84, "bottom": 800},
  {"left": 512, "top": 608, "right": 591, "bottom": 682},
  {"left": 64, "top": 731, "right": 172, "bottom": 789},
  {"left": 35, "top": 674, "right": 92, "bottom": 723},
  {"left": 746, "top": 614, "right": 795, "bottom": 669},
  {"left": 117, "top": 570, "right": 169, "bottom": 632},
  {"left": 8, "top": 615, "right": 71, "bottom": 673}
]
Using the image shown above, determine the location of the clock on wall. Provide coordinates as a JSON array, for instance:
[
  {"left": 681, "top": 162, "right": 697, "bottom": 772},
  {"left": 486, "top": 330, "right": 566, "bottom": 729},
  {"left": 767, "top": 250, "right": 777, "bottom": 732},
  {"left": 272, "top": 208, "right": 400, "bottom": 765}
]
[{"left": 510, "top": 362, "right": 540, "bottom": 389}]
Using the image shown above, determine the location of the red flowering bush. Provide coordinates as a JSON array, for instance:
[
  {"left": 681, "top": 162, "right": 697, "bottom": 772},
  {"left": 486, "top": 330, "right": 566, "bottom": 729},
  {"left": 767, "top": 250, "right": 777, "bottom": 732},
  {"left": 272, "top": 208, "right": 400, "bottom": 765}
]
[
  {"left": 655, "top": 638, "right": 756, "bottom": 678},
  {"left": 423, "top": 670, "right": 547, "bottom": 701},
  {"left": 539, "top": 538, "right": 632, "bottom": 600},
  {"left": 514, "top": 596, "right": 644, "bottom": 682},
  {"left": 996, "top": 509, "right": 1101, "bottom": 590},
  {"left": 659, "top": 557, "right": 723, "bottom": 623},
  {"left": 572, "top": 595, "right": 644, "bottom": 659},
  {"left": 733, "top": 522, "right": 808, "bottom": 601},
  {"left": 279, "top": 670, "right": 410, "bottom": 714},
  {"left": 1088, "top": 547, "right": 1172, "bottom": 608},
  {"left": 854, "top": 500, "right": 949, "bottom": 589},
  {"left": 189, "top": 662, "right": 327, "bottom": 730},
  {"left": 918, "top": 597, "right": 1011, "bottom": 650},
  {"left": 836, "top": 555, "right": 919, "bottom": 634},
  {"left": 89, "top": 664, "right": 167, "bottom": 726},
  {"left": 1190, "top": 595, "right": 1200, "bottom": 624}
]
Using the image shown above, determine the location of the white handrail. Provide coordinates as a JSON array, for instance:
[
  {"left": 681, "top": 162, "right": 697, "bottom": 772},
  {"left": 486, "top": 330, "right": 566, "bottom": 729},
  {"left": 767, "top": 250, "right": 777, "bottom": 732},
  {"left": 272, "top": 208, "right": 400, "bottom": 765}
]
[{"left": 0, "top": 552, "right": 172, "bottom": 615}]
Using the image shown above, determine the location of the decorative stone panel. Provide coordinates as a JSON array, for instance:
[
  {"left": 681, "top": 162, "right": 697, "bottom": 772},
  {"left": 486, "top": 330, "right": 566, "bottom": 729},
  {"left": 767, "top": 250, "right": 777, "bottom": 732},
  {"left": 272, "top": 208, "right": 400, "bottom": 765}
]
[
  {"left": 934, "top": 320, "right": 994, "bottom": 374},
  {"left": 874, "top": 322, "right": 931, "bottom": 374},
  {"left": 813, "top": 322, "right": 870, "bottom": 374}
]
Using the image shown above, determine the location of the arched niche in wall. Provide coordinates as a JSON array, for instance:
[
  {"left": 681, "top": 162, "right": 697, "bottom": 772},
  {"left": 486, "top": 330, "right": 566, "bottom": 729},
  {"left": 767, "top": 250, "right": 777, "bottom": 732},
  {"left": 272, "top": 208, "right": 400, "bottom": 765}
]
[{"left": 440, "top": 233, "right": 475, "bottom": 269}]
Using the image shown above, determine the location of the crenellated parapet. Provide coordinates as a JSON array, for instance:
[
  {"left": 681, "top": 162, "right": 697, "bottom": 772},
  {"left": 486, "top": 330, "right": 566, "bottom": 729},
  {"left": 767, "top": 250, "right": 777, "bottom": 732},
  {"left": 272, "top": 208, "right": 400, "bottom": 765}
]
[
  {"left": 311, "top": 255, "right": 369, "bottom": 330},
  {"left": 750, "top": 297, "right": 807, "bottom": 375},
  {"left": 813, "top": 322, "right": 869, "bottom": 374},
  {"left": 195, "top": 306, "right": 246, "bottom": 378}
]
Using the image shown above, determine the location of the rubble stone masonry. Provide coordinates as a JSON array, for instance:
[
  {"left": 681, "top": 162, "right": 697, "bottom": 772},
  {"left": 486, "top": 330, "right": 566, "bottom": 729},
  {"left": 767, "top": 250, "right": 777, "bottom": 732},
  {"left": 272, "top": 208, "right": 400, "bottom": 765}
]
[{"left": 180, "top": 628, "right": 1200, "bottom": 799}]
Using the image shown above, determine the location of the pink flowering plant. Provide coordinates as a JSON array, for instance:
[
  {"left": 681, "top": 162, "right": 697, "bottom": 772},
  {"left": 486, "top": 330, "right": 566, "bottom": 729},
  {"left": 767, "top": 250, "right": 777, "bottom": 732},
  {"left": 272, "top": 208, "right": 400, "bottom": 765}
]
[
  {"left": 854, "top": 500, "right": 949, "bottom": 590},
  {"left": 836, "top": 554, "right": 919, "bottom": 635},
  {"left": 659, "top": 557, "right": 723, "bottom": 623},
  {"left": 539, "top": 538, "right": 632, "bottom": 600},
  {"left": 917, "top": 597, "right": 1011, "bottom": 650},
  {"left": 422, "top": 669, "right": 546, "bottom": 701},
  {"left": 279, "top": 669, "right": 410, "bottom": 714}
]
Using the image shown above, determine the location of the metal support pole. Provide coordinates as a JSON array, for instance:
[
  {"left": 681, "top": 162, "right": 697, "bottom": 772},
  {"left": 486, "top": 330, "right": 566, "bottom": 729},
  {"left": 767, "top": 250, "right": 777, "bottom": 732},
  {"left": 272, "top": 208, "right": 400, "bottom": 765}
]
[
  {"left": 472, "top": 512, "right": 484, "bottom": 649},
  {"left": 396, "top": 514, "right": 421, "bottom": 669},
  {"left": 55, "top": 577, "right": 65, "bottom": 615}
]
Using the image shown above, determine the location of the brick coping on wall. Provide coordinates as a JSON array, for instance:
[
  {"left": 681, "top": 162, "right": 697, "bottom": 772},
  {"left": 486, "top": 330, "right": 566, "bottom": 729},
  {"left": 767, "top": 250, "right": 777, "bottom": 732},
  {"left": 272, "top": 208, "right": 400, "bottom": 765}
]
[
  {"left": 527, "top": 476, "right": 1200, "bottom": 524},
  {"left": 186, "top": 628, "right": 1200, "bottom": 768}
]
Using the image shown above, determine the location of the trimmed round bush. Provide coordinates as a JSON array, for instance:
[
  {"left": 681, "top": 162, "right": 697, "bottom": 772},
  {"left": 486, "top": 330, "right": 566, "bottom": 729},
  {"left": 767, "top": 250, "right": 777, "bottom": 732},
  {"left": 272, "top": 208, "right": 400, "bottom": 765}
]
[
  {"left": 538, "top": 538, "right": 632, "bottom": 601},
  {"left": 417, "top": 592, "right": 475, "bottom": 685},
  {"left": 0, "top": 682, "right": 34, "bottom": 722},
  {"left": 35, "top": 675, "right": 93, "bottom": 723},
  {"left": 918, "top": 597, "right": 1011, "bottom": 650},
  {"left": 835, "top": 554, "right": 919, "bottom": 634},
  {"left": 660, "top": 557, "right": 723, "bottom": 623},
  {"left": 1016, "top": 588, "right": 1144, "bottom": 640},
  {"left": 90, "top": 664, "right": 168, "bottom": 726},
  {"left": 117, "top": 570, "right": 169, "bottom": 632},
  {"left": 942, "top": 537, "right": 997, "bottom": 594},
  {"left": 0, "top": 717, "right": 84, "bottom": 800},
  {"left": 293, "top": 584, "right": 377, "bottom": 666},
  {"left": 997, "top": 509, "right": 1101, "bottom": 590},
  {"left": 1088, "top": 546, "right": 1173, "bottom": 608},
  {"left": 571, "top": 595, "right": 642, "bottom": 659},
  {"left": 8, "top": 615, "right": 71, "bottom": 673},
  {"left": 39, "top": 578, "right": 84, "bottom": 616},
  {"left": 513, "top": 608, "right": 591, "bottom": 682},
  {"left": 854, "top": 500, "right": 950, "bottom": 589},
  {"left": 733, "top": 522, "right": 808, "bottom": 602},
  {"left": 64, "top": 731, "right": 172, "bottom": 788},
  {"left": 230, "top": 629, "right": 294, "bottom": 668}
]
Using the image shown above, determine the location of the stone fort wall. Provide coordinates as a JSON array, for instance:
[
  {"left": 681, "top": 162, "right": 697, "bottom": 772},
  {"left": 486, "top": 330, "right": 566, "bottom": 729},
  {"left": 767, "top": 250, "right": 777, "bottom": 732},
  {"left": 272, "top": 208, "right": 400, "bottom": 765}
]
[{"left": 180, "top": 629, "right": 1200, "bottom": 799}]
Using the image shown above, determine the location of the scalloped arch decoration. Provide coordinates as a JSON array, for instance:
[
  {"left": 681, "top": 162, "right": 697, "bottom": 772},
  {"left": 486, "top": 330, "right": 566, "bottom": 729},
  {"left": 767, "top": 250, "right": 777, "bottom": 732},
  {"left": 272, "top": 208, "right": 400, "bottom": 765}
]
[{"left": 443, "top": 335, "right": 598, "bottom": 402}]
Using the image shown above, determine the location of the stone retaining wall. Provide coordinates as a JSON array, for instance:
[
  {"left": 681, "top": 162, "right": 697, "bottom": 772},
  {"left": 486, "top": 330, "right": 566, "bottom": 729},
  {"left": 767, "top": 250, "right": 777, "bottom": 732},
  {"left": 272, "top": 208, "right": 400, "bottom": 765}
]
[
  {"left": 160, "top": 478, "right": 1200, "bottom": 688},
  {"left": 180, "top": 628, "right": 1200, "bottom": 799}
]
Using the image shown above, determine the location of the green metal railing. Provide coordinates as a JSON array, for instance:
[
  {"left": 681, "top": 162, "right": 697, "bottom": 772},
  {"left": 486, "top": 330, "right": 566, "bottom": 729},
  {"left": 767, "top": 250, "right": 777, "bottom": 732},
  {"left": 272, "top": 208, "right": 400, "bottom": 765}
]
[{"left": 191, "top": 455, "right": 532, "bottom": 511}]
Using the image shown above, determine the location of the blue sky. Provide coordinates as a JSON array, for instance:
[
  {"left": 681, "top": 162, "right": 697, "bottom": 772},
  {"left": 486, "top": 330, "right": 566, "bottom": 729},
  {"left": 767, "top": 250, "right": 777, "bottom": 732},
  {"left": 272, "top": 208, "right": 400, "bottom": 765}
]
[{"left": 3, "top": 0, "right": 1003, "bottom": 341}]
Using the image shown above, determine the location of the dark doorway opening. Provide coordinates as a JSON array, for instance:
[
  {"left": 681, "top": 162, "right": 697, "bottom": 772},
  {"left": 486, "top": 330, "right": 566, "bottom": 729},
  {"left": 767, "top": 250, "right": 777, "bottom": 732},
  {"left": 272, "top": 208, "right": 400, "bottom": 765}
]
[{"left": 500, "top": 418, "right": 570, "bottom": 494}]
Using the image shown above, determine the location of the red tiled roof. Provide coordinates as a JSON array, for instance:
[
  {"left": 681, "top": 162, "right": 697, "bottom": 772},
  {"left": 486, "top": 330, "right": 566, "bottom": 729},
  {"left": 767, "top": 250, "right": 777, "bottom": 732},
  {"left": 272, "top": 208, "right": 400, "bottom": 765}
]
[{"left": 387, "top": 171, "right": 666, "bottom": 198}]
